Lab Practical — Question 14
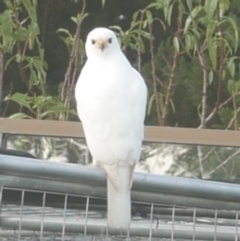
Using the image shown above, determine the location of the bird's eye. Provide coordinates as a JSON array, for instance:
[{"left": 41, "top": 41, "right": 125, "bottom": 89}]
[
  {"left": 108, "top": 38, "right": 112, "bottom": 44},
  {"left": 91, "top": 39, "right": 96, "bottom": 44}
]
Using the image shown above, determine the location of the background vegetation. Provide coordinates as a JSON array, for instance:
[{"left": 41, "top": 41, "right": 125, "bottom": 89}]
[{"left": 0, "top": 0, "right": 240, "bottom": 180}]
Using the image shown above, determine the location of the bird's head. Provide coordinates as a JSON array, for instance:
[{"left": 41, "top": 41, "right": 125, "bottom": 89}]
[{"left": 85, "top": 28, "right": 120, "bottom": 58}]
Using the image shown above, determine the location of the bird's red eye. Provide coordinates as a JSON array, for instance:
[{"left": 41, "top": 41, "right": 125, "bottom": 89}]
[
  {"left": 91, "top": 39, "right": 96, "bottom": 44},
  {"left": 108, "top": 38, "right": 112, "bottom": 44}
]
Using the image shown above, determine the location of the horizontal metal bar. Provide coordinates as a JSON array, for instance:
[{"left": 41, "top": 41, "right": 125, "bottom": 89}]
[
  {"left": 0, "top": 175, "right": 106, "bottom": 198},
  {"left": 0, "top": 217, "right": 239, "bottom": 241},
  {"left": 0, "top": 230, "right": 57, "bottom": 239},
  {"left": 1, "top": 154, "right": 240, "bottom": 201},
  {"left": 0, "top": 155, "right": 240, "bottom": 210},
  {"left": 1, "top": 118, "right": 240, "bottom": 147},
  {"left": 1, "top": 175, "right": 240, "bottom": 211}
]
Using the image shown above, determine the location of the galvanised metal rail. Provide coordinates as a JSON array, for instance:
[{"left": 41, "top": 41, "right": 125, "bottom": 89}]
[
  {"left": 0, "top": 155, "right": 240, "bottom": 210},
  {"left": 0, "top": 154, "right": 240, "bottom": 240},
  {"left": 0, "top": 118, "right": 240, "bottom": 240}
]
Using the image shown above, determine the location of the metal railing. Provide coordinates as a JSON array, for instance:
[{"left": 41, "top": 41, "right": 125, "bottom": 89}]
[
  {"left": 0, "top": 154, "right": 240, "bottom": 240},
  {"left": 0, "top": 118, "right": 240, "bottom": 240}
]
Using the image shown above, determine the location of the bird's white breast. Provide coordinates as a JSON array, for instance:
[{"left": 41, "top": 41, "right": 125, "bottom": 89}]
[{"left": 75, "top": 54, "right": 146, "bottom": 166}]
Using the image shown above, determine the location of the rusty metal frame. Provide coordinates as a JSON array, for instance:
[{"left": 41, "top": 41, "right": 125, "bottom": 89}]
[{"left": 0, "top": 118, "right": 240, "bottom": 147}]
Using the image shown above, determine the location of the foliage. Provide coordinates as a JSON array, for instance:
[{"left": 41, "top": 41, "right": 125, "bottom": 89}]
[
  {"left": 4, "top": 92, "right": 77, "bottom": 119},
  {"left": 138, "top": 0, "right": 240, "bottom": 129},
  {"left": 1, "top": 0, "right": 46, "bottom": 92},
  {"left": 2, "top": 0, "right": 240, "bottom": 128},
  {"left": 0, "top": 0, "right": 78, "bottom": 119},
  {"left": 169, "top": 144, "right": 240, "bottom": 180}
]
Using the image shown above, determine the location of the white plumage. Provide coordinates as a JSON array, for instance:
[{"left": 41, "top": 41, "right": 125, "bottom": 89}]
[{"left": 75, "top": 27, "right": 147, "bottom": 229}]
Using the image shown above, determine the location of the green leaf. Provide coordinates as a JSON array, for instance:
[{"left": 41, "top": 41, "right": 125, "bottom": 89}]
[
  {"left": 167, "top": 2, "right": 173, "bottom": 26},
  {"left": 4, "top": 93, "right": 32, "bottom": 110},
  {"left": 184, "top": 6, "right": 202, "bottom": 35},
  {"left": 186, "top": 0, "right": 192, "bottom": 11},
  {"left": 56, "top": 28, "right": 72, "bottom": 37},
  {"left": 208, "top": 71, "right": 213, "bottom": 85},
  {"left": 163, "top": 1, "right": 170, "bottom": 23},
  {"left": 227, "top": 79, "right": 235, "bottom": 94},
  {"left": 132, "top": 11, "right": 139, "bottom": 23},
  {"left": 178, "top": 1, "right": 185, "bottom": 21},
  {"left": 208, "top": 39, "right": 217, "bottom": 70},
  {"left": 22, "top": 0, "right": 37, "bottom": 22},
  {"left": 204, "top": 0, "right": 218, "bottom": 20},
  {"left": 227, "top": 57, "right": 237, "bottom": 78},
  {"left": 14, "top": 26, "right": 28, "bottom": 41},
  {"left": 145, "top": 9, "right": 153, "bottom": 23},
  {"left": 71, "top": 16, "right": 77, "bottom": 24},
  {"left": 206, "top": 20, "right": 217, "bottom": 40},
  {"left": 173, "top": 36, "right": 179, "bottom": 52},
  {"left": 2, "top": 10, "right": 13, "bottom": 36},
  {"left": 101, "top": 0, "right": 106, "bottom": 8},
  {"left": 9, "top": 113, "right": 32, "bottom": 119},
  {"left": 29, "top": 68, "right": 38, "bottom": 86},
  {"left": 222, "top": 17, "right": 239, "bottom": 52},
  {"left": 3, "top": 0, "right": 14, "bottom": 9},
  {"left": 235, "top": 81, "right": 240, "bottom": 93},
  {"left": 28, "top": 21, "right": 40, "bottom": 36},
  {"left": 219, "top": 0, "right": 230, "bottom": 18},
  {"left": 40, "top": 104, "right": 77, "bottom": 118},
  {"left": 184, "top": 33, "right": 192, "bottom": 51},
  {"left": 222, "top": 69, "right": 226, "bottom": 80}
]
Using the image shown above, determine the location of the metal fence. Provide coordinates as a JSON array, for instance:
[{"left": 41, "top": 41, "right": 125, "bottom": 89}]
[
  {"left": 0, "top": 155, "right": 240, "bottom": 240},
  {"left": 0, "top": 119, "right": 240, "bottom": 240}
]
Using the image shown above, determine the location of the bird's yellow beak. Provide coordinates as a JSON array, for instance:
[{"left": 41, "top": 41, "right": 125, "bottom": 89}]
[{"left": 96, "top": 38, "right": 106, "bottom": 52}]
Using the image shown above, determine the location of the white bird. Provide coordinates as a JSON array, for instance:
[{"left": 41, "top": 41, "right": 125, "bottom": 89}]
[{"left": 75, "top": 27, "right": 147, "bottom": 229}]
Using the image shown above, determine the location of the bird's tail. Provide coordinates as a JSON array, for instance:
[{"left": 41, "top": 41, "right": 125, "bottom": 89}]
[{"left": 107, "top": 165, "right": 132, "bottom": 229}]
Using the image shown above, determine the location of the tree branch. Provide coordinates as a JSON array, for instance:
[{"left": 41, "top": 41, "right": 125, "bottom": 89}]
[
  {"left": 197, "top": 48, "right": 208, "bottom": 129},
  {"left": 197, "top": 145, "right": 205, "bottom": 178},
  {"left": 207, "top": 149, "right": 240, "bottom": 175},
  {"left": 227, "top": 106, "right": 240, "bottom": 130},
  {"left": 200, "top": 92, "right": 240, "bottom": 127},
  {"left": 214, "top": 2, "right": 226, "bottom": 113},
  {"left": 196, "top": 43, "right": 209, "bottom": 178},
  {"left": 137, "top": 11, "right": 144, "bottom": 72},
  {"left": 148, "top": 21, "right": 162, "bottom": 125},
  {"left": 61, "top": 0, "right": 86, "bottom": 120},
  {"left": 161, "top": 18, "right": 181, "bottom": 126}
]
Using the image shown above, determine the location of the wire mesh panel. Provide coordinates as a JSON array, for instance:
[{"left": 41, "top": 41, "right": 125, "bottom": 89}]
[
  {"left": 0, "top": 154, "right": 240, "bottom": 240},
  {"left": 0, "top": 185, "right": 239, "bottom": 241}
]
